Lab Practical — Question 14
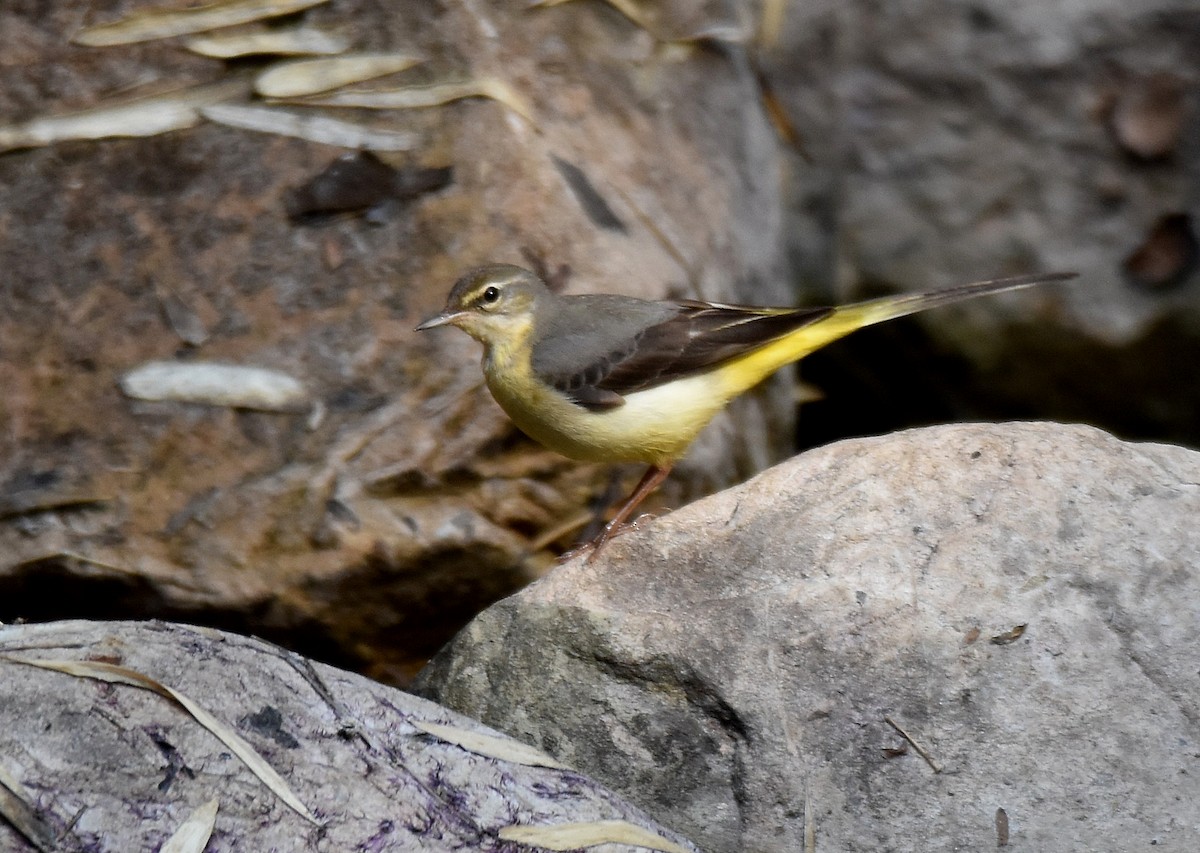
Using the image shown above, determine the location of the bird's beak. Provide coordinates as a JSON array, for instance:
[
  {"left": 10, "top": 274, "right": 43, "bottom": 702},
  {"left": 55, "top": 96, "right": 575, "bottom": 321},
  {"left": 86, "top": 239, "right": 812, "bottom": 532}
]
[{"left": 415, "top": 310, "right": 466, "bottom": 331}]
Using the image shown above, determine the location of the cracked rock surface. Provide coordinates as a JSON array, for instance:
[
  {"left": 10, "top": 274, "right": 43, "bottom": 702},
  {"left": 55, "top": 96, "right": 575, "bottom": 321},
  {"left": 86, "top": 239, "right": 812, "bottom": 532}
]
[
  {"left": 415, "top": 421, "right": 1200, "bottom": 852},
  {"left": 0, "top": 619, "right": 702, "bottom": 853}
]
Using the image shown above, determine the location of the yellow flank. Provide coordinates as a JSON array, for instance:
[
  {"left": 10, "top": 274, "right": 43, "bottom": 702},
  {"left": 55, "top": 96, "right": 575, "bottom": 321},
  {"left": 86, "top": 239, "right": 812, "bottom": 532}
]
[
  {"left": 478, "top": 304, "right": 704, "bottom": 464},
  {"left": 487, "top": 358, "right": 726, "bottom": 466}
]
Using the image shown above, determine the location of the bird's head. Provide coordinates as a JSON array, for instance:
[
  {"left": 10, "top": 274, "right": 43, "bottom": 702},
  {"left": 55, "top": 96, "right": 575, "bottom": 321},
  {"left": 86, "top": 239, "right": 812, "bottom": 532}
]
[{"left": 416, "top": 264, "right": 546, "bottom": 346}]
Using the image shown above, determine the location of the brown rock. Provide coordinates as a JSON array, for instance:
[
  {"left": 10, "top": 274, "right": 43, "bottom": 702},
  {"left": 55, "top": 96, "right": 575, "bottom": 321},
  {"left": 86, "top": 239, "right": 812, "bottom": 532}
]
[
  {"left": 1123, "top": 212, "right": 1198, "bottom": 292},
  {"left": 1108, "top": 71, "right": 1188, "bottom": 161},
  {"left": 0, "top": 0, "right": 786, "bottom": 680}
]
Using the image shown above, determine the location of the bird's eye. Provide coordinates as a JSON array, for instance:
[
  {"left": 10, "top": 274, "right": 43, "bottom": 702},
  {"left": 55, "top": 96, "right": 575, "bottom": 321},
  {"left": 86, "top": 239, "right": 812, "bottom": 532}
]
[{"left": 482, "top": 286, "right": 500, "bottom": 304}]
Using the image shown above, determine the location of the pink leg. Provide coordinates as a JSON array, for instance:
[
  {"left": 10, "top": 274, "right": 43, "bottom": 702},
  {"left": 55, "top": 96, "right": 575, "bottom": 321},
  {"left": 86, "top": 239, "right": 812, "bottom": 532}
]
[{"left": 584, "top": 464, "right": 672, "bottom": 562}]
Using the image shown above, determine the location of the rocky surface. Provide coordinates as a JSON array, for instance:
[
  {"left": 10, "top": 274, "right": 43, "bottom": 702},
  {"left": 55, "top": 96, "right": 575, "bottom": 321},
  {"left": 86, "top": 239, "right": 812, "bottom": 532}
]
[
  {"left": 415, "top": 422, "right": 1200, "bottom": 852},
  {"left": 0, "top": 0, "right": 788, "bottom": 681},
  {"left": 766, "top": 0, "right": 1200, "bottom": 448},
  {"left": 0, "top": 619, "right": 701, "bottom": 853},
  {"left": 4, "top": 0, "right": 1196, "bottom": 690}
]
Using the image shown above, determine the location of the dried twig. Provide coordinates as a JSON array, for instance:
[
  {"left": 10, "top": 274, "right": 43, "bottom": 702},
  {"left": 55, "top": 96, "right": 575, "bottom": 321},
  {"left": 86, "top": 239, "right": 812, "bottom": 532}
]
[
  {"left": 884, "top": 715, "right": 942, "bottom": 774},
  {"left": 804, "top": 787, "right": 816, "bottom": 852}
]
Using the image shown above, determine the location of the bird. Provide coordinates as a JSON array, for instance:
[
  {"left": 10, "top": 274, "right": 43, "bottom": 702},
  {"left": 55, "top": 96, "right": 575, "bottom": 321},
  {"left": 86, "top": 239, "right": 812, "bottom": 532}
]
[{"left": 417, "top": 264, "right": 1076, "bottom": 557}]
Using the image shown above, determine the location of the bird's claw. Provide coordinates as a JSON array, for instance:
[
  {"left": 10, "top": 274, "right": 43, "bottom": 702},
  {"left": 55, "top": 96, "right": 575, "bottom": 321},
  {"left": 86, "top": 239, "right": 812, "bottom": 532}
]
[{"left": 555, "top": 510, "right": 669, "bottom": 564}]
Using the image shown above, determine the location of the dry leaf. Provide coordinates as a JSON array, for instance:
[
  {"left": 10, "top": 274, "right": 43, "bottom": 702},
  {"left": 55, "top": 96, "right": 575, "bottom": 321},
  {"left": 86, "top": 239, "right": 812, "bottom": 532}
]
[
  {"left": 754, "top": 62, "right": 805, "bottom": 152},
  {"left": 290, "top": 78, "right": 535, "bottom": 123},
  {"left": 120, "top": 361, "right": 309, "bottom": 412},
  {"left": 990, "top": 624, "right": 1027, "bottom": 645},
  {"left": 804, "top": 787, "right": 816, "bottom": 853},
  {"left": 498, "top": 819, "right": 690, "bottom": 853},
  {"left": 185, "top": 25, "right": 350, "bottom": 58},
  {"left": 254, "top": 53, "right": 425, "bottom": 98},
  {"left": 411, "top": 719, "right": 569, "bottom": 770},
  {"left": 0, "top": 764, "right": 55, "bottom": 853},
  {"left": 0, "top": 79, "right": 249, "bottom": 153},
  {"left": 758, "top": 0, "right": 786, "bottom": 47},
  {"left": 1122, "top": 213, "right": 1198, "bottom": 293},
  {"left": 1108, "top": 72, "right": 1187, "bottom": 161},
  {"left": 9, "top": 658, "right": 320, "bottom": 826},
  {"left": 202, "top": 103, "right": 419, "bottom": 150},
  {"left": 160, "top": 798, "right": 219, "bottom": 853},
  {"left": 74, "top": 0, "right": 332, "bottom": 47}
]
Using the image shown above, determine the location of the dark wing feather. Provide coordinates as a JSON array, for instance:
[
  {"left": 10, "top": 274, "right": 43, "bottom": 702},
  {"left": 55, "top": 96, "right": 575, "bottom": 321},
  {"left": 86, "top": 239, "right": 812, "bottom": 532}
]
[
  {"left": 596, "top": 301, "right": 834, "bottom": 395},
  {"left": 530, "top": 294, "right": 833, "bottom": 411}
]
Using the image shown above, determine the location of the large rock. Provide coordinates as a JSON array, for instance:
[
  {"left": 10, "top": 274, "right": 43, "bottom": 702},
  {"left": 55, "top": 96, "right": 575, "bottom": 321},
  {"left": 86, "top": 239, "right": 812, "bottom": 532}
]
[
  {"left": 766, "top": 0, "right": 1200, "bottom": 447},
  {"left": 415, "top": 422, "right": 1200, "bottom": 852},
  {"left": 5, "top": 0, "right": 1191, "bottom": 691},
  {"left": 0, "top": 619, "right": 701, "bottom": 853},
  {"left": 0, "top": 0, "right": 787, "bottom": 681}
]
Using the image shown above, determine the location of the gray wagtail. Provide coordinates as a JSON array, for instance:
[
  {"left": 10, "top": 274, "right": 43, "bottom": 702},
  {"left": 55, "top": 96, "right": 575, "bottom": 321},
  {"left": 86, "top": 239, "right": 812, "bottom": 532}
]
[{"left": 417, "top": 264, "right": 1076, "bottom": 556}]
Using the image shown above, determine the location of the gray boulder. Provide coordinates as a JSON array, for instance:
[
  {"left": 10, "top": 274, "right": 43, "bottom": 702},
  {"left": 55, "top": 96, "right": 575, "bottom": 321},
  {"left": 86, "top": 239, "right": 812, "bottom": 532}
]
[
  {"left": 0, "top": 620, "right": 701, "bottom": 853},
  {"left": 415, "top": 422, "right": 1200, "bottom": 852},
  {"left": 768, "top": 0, "right": 1200, "bottom": 445}
]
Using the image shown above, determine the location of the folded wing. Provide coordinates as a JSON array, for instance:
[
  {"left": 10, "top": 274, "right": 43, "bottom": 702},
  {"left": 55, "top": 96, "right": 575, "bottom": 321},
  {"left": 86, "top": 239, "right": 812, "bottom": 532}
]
[{"left": 531, "top": 297, "right": 833, "bottom": 411}]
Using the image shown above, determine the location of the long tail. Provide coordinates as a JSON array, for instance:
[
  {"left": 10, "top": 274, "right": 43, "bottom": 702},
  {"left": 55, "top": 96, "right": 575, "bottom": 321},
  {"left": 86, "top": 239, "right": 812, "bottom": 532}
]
[
  {"left": 715, "top": 271, "right": 1077, "bottom": 398},
  {"left": 840, "top": 271, "right": 1078, "bottom": 327}
]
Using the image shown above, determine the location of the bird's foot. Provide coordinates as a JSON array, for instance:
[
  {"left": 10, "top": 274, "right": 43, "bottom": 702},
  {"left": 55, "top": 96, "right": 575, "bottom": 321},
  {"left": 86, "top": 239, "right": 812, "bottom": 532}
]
[
  {"left": 627, "top": 511, "right": 662, "bottom": 528},
  {"left": 554, "top": 524, "right": 626, "bottom": 564},
  {"left": 555, "top": 541, "right": 596, "bottom": 564},
  {"left": 555, "top": 511, "right": 665, "bottom": 565}
]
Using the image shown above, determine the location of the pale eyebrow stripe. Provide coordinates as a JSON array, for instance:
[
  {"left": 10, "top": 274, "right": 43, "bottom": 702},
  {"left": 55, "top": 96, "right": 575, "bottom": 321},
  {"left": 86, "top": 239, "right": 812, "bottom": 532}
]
[{"left": 466, "top": 272, "right": 524, "bottom": 302}]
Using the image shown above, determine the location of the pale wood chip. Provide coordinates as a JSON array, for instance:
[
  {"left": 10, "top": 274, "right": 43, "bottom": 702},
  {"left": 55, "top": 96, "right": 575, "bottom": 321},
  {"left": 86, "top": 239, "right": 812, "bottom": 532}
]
[
  {"left": 160, "top": 799, "right": 219, "bottom": 853},
  {"left": 0, "top": 78, "right": 249, "bottom": 153},
  {"left": 287, "top": 78, "right": 535, "bottom": 123},
  {"left": 499, "top": 819, "right": 690, "bottom": 853},
  {"left": 254, "top": 53, "right": 424, "bottom": 98},
  {"left": 411, "top": 719, "right": 569, "bottom": 770},
  {"left": 74, "top": 0, "right": 332, "bottom": 47},
  {"left": 202, "top": 103, "right": 419, "bottom": 150},
  {"left": 119, "top": 361, "right": 309, "bottom": 412},
  {"left": 185, "top": 25, "right": 349, "bottom": 58}
]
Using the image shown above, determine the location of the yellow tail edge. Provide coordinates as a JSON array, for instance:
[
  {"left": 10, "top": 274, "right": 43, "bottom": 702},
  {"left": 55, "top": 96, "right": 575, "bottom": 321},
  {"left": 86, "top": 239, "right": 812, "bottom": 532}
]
[{"left": 714, "top": 270, "right": 1077, "bottom": 399}]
